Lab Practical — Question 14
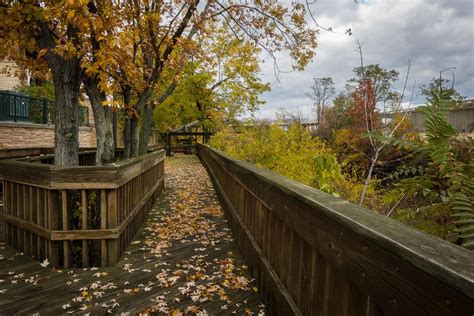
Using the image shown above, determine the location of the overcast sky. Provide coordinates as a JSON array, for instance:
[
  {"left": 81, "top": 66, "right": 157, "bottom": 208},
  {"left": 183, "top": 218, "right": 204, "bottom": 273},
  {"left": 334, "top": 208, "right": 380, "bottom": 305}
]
[{"left": 255, "top": 0, "right": 474, "bottom": 120}]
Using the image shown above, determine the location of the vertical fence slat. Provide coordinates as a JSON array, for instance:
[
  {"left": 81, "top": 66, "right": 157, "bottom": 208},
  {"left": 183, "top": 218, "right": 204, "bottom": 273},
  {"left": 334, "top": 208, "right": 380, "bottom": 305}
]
[
  {"left": 16, "top": 184, "right": 22, "bottom": 251},
  {"left": 100, "top": 189, "right": 107, "bottom": 267},
  {"left": 48, "top": 190, "right": 59, "bottom": 266},
  {"left": 21, "top": 185, "right": 27, "bottom": 254},
  {"left": 25, "top": 187, "right": 32, "bottom": 255},
  {"left": 3, "top": 181, "right": 8, "bottom": 245},
  {"left": 107, "top": 189, "right": 118, "bottom": 265},
  {"left": 61, "top": 190, "right": 70, "bottom": 268},
  {"left": 81, "top": 190, "right": 89, "bottom": 267}
]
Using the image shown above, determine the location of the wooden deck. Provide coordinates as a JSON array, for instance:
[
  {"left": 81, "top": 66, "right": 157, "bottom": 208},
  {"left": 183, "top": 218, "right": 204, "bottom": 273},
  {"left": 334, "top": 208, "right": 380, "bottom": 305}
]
[{"left": 0, "top": 155, "right": 265, "bottom": 314}]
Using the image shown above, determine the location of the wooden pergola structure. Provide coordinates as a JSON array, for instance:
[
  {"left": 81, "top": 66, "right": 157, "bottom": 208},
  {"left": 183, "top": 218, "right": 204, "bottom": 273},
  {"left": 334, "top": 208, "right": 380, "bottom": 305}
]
[
  {"left": 164, "top": 121, "right": 212, "bottom": 155},
  {"left": 165, "top": 131, "right": 212, "bottom": 155}
]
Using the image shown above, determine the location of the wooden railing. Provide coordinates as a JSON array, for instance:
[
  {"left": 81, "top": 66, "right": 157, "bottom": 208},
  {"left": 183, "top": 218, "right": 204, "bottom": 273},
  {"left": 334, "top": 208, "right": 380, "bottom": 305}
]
[
  {"left": 0, "top": 147, "right": 97, "bottom": 160},
  {"left": 0, "top": 149, "right": 165, "bottom": 268},
  {"left": 198, "top": 144, "right": 474, "bottom": 316}
]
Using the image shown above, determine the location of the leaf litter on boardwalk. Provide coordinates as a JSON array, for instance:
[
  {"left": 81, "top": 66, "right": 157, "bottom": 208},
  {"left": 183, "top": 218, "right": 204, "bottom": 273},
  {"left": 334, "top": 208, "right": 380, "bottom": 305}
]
[{"left": 0, "top": 155, "right": 265, "bottom": 315}]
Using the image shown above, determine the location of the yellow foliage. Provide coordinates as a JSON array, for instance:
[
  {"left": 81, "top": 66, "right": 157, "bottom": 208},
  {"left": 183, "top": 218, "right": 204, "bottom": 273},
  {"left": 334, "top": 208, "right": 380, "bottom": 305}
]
[{"left": 211, "top": 123, "right": 344, "bottom": 194}]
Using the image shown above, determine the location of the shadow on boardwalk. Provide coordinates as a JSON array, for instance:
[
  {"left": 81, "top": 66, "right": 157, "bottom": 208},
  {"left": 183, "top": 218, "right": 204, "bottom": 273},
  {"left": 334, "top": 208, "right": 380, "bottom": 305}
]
[{"left": 0, "top": 155, "right": 265, "bottom": 315}]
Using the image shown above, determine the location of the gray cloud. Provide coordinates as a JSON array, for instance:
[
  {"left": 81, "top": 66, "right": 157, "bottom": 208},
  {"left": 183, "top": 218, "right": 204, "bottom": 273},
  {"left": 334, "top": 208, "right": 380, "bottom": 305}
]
[{"left": 256, "top": 0, "right": 474, "bottom": 119}]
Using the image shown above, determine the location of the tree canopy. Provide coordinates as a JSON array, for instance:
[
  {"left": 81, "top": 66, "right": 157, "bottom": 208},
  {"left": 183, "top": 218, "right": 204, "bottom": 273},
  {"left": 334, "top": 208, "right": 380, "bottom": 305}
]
[{"left": 0, "top": 0, "right": 319, "bottom": 165}]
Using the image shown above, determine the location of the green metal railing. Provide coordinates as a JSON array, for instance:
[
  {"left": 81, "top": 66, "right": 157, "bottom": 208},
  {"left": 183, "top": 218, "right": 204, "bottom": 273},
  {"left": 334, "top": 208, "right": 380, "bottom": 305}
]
[{"left": 0, "top": 91, "right": 89, "bottom": 126}]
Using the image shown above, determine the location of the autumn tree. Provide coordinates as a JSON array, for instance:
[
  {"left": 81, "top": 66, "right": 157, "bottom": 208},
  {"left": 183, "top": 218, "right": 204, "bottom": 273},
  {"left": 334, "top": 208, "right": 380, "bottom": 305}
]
[
  {"left": 335, "top": 42, "right": 414, "bottom": 206},
  {"left": 347, "top": 64, "right": 400, "bottom": 112},
  {"left": 316, "top": 93, "right": 351, "bottom": 141},
  {"left": 1, "top": 1, "right": 127, "bottom": 165},
  {"left": 94, "top": 0, "right": 318, "bottom": 158},
  {"left": 154, "top": 27, "right": 270, "bottom": 133},
  {"left": 307, "top": 77, "right": 336, "bottom": 125},
  {"left": 0, "top": 1, "right": 89, "bottom": 166},
  {"left": 1, "top": 0, "right": 318, "bottom": 165},
  {"left": 349, "top": 79, "right": 377, "bottom": 132}
]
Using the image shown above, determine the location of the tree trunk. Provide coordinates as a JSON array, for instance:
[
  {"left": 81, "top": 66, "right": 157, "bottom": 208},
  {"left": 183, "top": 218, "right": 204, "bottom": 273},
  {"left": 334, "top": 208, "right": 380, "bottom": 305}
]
[
  {"left": 359, "top": 149, "right": 379, "bottom": 207},
  {"left": 130, "top": 117, "right": 139, "bottom": 157},
  {"left": 123, "top": 114, "right": 131, "bottom": 159},
  {"left": 94, "top": 105, "right": 114, "bottom": 165},
  {"left": 138, "top": 105, "right": 154, "bottom": 155},
  {"left": 51, "top": 61, "right": 82, "bottom": 166},
  {"left": 83, "top": 75, "right": 115, "bottom": 165},
  {"left": 112, "top": 110, "right": 118, "bottom": 149}
]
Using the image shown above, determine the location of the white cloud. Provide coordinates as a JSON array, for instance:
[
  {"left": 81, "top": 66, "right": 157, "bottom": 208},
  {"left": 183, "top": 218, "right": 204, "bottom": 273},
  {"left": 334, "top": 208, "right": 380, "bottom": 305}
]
[{"left": 256, "top": 0, "right": 474, "bottom": 119}]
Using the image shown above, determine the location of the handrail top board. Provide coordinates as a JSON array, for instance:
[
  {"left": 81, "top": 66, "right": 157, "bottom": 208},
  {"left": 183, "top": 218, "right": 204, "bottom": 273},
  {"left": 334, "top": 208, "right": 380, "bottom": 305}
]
[
  {"left": 0, "top": 149, "right": 165, "bottom": 189},
  {"left": 0, "top": 147, "right": 98, "bottom": 160},
  {"left": 198, "top": 144, "right": 474, "bottom": 299}
]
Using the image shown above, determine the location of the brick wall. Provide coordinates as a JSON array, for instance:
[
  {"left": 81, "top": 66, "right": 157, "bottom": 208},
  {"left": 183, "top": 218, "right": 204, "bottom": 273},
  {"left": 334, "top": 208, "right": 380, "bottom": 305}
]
[
  {"left": 0, "top": 122, "right": 96, "bottom": 149},
  {"left": 0, "top": 121, "right": 160, "bottom": 150}
]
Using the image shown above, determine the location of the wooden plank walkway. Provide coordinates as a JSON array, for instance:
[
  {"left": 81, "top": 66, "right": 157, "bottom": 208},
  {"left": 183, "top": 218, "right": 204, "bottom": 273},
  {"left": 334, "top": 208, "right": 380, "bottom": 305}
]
[{"left": 0, "top": 155, "right": 265, "bottom": 315}]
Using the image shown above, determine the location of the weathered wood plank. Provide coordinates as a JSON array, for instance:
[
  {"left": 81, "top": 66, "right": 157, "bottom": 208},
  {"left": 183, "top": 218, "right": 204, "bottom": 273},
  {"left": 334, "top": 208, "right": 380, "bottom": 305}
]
[
  {"left": 107, "top": 189, "right": 118, "bottom": 265},
  {"left": 61, "top": 190, "right": 70, "bottom": 269},
  {"left": 0, "top": 150, "right": 165, "bottom": 190},
  {"left": 81, "top": 189, "right": 89, "bottom": 267},
  {"left": 100, "top": 189, "right": 107, "bottom": 267},
  {"left": 201, "top": 151, "right": 301, "bottom": 315},
  {"left": 198, "top": 144, "right": 474, "bottom": 316},
  {"left": 48, "top": 190, "right": 59, "bottom": 266}
]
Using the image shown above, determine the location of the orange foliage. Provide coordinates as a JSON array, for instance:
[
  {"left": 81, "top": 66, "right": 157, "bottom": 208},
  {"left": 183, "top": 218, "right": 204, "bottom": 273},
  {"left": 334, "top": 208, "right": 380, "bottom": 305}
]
[{"left": 349, "top": 79, "right": 377, "bottom": 132}]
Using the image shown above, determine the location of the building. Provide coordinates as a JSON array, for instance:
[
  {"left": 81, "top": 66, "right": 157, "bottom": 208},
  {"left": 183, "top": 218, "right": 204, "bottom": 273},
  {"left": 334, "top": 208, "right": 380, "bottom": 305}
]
[
  {"left": 0, "top": 90, "right": 96, "bottom": 149},
  {"left": 380, "top": 100, "right": 474, "bottom": 134},
  {"left": 0, "top": 68, "right": 164, "bottom": 150},
  {"left": 0, "top": 62, "right": 96, "bottom": 149},
  {"left": 409, "top": 100, "right": 474, "bottom": 134}
]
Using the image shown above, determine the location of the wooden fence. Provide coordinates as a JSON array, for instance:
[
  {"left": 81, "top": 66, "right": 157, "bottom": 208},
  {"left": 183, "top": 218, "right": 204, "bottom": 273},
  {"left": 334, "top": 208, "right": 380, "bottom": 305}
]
[
  {"left": 197, "top": 144, "right": 474, "bottom": 316},
  {"left": 0, "top": 149, "right": 165, "bottom": 268}
]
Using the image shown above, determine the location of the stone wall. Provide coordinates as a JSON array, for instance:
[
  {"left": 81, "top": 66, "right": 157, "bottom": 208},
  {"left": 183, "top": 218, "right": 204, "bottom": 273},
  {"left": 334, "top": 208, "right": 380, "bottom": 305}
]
[{"left": 0, "top": 122, "right": 96, "bottom": 149}]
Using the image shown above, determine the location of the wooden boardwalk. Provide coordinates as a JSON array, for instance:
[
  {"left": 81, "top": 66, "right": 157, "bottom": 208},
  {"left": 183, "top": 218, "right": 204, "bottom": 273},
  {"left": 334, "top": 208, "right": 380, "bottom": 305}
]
[{"left": 0, "top": 155, "right": 265, "bottom": 314}]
